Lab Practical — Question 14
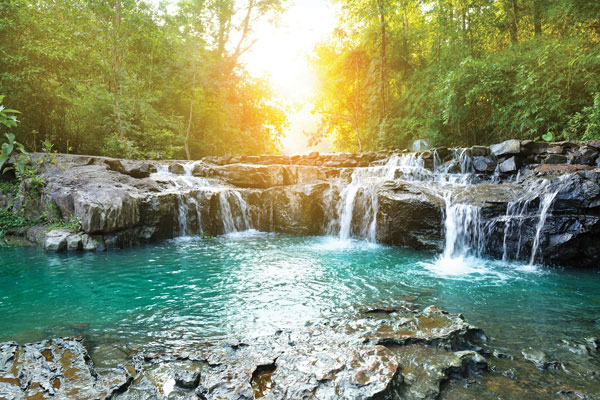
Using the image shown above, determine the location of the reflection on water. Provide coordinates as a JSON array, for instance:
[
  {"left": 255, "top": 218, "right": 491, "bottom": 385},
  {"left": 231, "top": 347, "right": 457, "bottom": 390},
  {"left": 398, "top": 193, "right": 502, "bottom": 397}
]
[{"left": 1, "top": 234, "right": 599, "bottom": 378}]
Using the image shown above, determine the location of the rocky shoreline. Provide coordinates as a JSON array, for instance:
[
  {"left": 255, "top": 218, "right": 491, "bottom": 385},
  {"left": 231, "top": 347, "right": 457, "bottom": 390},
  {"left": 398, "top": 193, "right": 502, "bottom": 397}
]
[
  {"left": 1, "top": 139, "right": 599, "bottom": 267},
  {"left": 2, "top": 305, "right": 597, "bottom": 399}
]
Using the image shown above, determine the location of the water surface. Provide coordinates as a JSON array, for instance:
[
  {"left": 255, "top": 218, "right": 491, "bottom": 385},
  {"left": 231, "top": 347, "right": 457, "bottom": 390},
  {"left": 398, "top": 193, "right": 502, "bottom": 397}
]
[{"left": 1, "top": 233, "right": 599, "bottom": 394}]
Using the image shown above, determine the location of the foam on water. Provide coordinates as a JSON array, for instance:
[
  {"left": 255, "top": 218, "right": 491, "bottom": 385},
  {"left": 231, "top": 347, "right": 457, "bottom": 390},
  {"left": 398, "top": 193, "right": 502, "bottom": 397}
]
[{"left": 310, "top": 236, "right": 383, "bottom": 252}]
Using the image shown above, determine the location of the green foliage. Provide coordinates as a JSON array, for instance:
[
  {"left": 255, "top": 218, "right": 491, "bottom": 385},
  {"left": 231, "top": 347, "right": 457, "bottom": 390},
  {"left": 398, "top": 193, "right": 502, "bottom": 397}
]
[
  {"left": 0, "top": 182, "right": 17, "bottom": 195},
  {"left": 313, "top": 0, "right": 600, "bottom": 150},
  {"left": 0, "top": 208, "right": 33, "bottom": 238},
  {"left": 45, "top": 217, "right": 82, "bottom": 233},
  {"left": 0, "top": 0, "right": 287, "bottom": 159}
]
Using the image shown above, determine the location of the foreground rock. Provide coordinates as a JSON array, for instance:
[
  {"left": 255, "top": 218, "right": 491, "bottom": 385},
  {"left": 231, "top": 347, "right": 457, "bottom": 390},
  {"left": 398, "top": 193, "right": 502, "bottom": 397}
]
[
  {"left": 0, "top": 338, "right": 134, "bottom": 399},
  {"left": 0, "top": 307, "right": 488, "bottom": 400}
]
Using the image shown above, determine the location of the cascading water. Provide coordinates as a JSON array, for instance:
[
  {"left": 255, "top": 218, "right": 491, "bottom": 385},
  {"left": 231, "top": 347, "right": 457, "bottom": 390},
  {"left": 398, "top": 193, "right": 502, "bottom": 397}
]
[
  {"left": 151, "top": 149, "right": 561, "bottom": 267},
  {"left": 529, "top": 191, "right": 558, "bottom": 265},
  {"left": 218, "top": 191, "right": 251, "bottom": 234},
  {"left": 441, "top": 193, "right": 483, "bottom": 260}
]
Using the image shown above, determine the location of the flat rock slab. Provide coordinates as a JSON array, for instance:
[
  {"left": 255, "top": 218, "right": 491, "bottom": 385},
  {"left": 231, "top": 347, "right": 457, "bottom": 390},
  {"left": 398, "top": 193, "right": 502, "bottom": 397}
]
[
  {"left": 0, "top": 307, "right": 489, "bottom": 400},
  {"left": 0, "top": 338, "right": 134, "bottom": 400}
]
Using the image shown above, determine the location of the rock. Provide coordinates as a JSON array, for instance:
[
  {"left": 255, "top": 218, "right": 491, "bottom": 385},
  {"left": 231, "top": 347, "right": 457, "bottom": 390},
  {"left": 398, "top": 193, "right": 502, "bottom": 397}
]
[
  {"left": 0, "top": 338, "right": 134, "bottom": 399},
  {"left": 490, "top": 140, "right": 521, "bottom": 156},
  {"left": 569, "top": 146, "right": 599, "bottom": 165},
  {"left": 544, "top": 154, "right": 568, "bottom": 164},
  {"left": 376, "top": 184, "right": 444, "bottom": 250},
  {"left": 521, "top": 348, "right": 562, "bottom": 370},
  {"left": 470, "top": 146, "right": 490, "bottom": 157},
  {"left": 169, "top": 163, "right": 186, "bottom": 174},
  {"left": 81, "top": 234, "right": 100, "bottom": 251},
  {"left": 201, "top": 164, "right": 288, "bottom": 189},
  {"left": 43, "top": 229, "right": 71, "bottom": 252},
  {"left": 499, "top": 156, "right": 518, "bottom": 173},
  {"left": 307, "top": 151, "right": 319, "bottom": 159},
  {"left": 547, "top": 146, "right": 565, "bottom": 154},
  {"left": 66, "top": 233, "right": 83, "bottom": 251},
  {"left": 534, "top": 164, "right": 594, "bottom": 175},
  {"left": 521, "top": 141, "right": 549, "bottom": 155},
  {"left": 473, "top": 156, "right": 496, "bottom": 173},
  {"left": 587, "top": 140, "right": 600, "bottom": 150},
  {"left": 174, "top": 370, "right": 201, "bottom": 389}
]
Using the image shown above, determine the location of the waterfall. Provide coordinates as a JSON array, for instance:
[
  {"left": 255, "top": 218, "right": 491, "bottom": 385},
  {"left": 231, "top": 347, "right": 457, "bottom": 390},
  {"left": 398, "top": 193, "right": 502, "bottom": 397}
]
[
  {"left": 441, "top": 193, "right": 483, "bottom": 260},
  {"left": 333, "top": 154, "right": 413, "bottom": 241},
  {"left": 218, "top": 191, "right": 251, "bottom": 234},
  {"left": 499, "top": 179, "right": 559, "bottom": 264},
  {"left": 177, "top": 195, "right": 189, "bottom": 236},
  {"left": 529, "top": 191, "right": 558, "bottom": 265}
]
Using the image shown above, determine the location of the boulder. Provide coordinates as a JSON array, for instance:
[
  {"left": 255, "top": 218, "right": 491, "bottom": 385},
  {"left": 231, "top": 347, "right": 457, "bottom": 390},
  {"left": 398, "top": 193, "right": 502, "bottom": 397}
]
[
  {"left": 43, "top": 229, "right": 71, "bottom": 252},
  {"left": 376, "top": 183, "right": 444, "bottom": 250},
  {"left": 521, "top": 348, "right": 562, "bottom": 370},
  {"left": 569, "top": 146, "right": 598, "bottom": 165},
  {"left": 544, "top": 154, "right": 568, "bottom": 164},
  {"left": 499, "top": 156, "right": 518, "bottom": 173},
  {"left": 473, "top": 156, "right": 496, "bottom": 173},
  {"left": 521, "top": 141, "right": 549, "bottom": 155},
  {"left": 490, "top": 140, "right": 521, "bottom": 156}
]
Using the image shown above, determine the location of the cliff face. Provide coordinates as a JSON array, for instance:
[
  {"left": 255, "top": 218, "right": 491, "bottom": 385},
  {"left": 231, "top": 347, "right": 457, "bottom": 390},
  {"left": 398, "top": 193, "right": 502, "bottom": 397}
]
[{"left": 5, "top": 139, "right": 600, "bottom": 267}]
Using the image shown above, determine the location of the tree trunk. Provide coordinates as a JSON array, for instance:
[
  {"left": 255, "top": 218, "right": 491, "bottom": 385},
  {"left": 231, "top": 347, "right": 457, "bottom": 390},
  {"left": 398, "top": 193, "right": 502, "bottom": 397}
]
[
  {"left": 378, "top": 0, "right": 387, "bottom": 120},
  {"left": 185, "top": 71, "right": 197, "bottom": 160},
  {"left": 509, "top": 0, "right": 519, "bottom": 43},
  {"left": 112, "top": 0, "right": 124, "bottom": 139},
  {"left": 533, "top": 0, "right": 542, "bottom": 37},
  {"left": 352, "top": 112, "right": 363, "bottom": 152}
]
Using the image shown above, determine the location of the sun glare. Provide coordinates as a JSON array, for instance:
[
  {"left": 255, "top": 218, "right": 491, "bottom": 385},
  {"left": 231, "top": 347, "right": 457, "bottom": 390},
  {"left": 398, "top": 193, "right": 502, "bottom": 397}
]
[{"left": 242, "top": 0, "right": 338, "bottom": 154}]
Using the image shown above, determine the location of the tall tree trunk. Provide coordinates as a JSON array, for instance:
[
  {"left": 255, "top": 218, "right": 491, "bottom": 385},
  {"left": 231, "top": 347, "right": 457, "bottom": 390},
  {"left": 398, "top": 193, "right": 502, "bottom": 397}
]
[
  {"left": 509, "top": 0, "right": 519, "bottom": 43},
  {"left": 352, "top": 112, "right": 363, "bottom": 152},
  {"left": 112, "top": 0, "right": 124, "bottom": 139},
  {"left": 185, "top": 71, "right": 197, "bottom": 160},
  {"left": 353, "top": 57, "right": 363, "bottom": 152},
  {"left": 533, "top": 0, "right": 542, "bottom": 37},
  {"left": 378, "top": 0, "right": 387, "bottom": 120}
]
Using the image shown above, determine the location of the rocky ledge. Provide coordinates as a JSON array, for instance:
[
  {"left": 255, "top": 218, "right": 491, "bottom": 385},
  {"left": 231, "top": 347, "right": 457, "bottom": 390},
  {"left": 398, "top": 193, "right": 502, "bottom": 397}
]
[
  {"left": 3, "top": 305, "right": 597, "bottom": 399},
  {"left": 1, "top": 139, "right": 599, "bottom": 267},
  {"left": 0, "top": 306, "right": 489, "bottom": 400}
]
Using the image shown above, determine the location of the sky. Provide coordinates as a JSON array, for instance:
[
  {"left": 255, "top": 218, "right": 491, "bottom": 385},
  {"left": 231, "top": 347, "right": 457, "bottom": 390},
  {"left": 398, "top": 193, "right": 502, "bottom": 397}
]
[{"left": 241, "top": 0, "right": 338, "bottom": 154}]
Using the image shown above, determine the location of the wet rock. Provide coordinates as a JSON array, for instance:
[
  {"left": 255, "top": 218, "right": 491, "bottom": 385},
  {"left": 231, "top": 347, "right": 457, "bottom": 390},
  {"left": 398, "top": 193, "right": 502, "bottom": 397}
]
[
  {"left": 490, "top": 140, "right": 521, "bottom": 156},
  {"left": 174, "top": 370, "right": 201, "bottom": 389},
  {"left": 376, "top": 184, "right": 443, "bottom": 250},
  {"left": 545, "top": 154, "right": 569, "bottom": 164},
  {"left": 569, "top": 146, "right": 599, "bottom": 165},
  {"left": 499, "top": 156, "right": 518, "bottom": 173},
  {"left": 547, "top": 145, "right": 565, "bottom": 155},
  {"left": 473, "top": 156, "right": 496, "bottom": 173},
  {"left": 201, "top": 164, "right": 288, "bottom": 189},
  {"left": 169, "top": 163, "right": 186, "bottom": 174},
  {"left": 43, "top": 229, "right": 71, "bottom": 252},
  {"left": 0, "top": 338, "right": 133, "bottom": 399},
  {"left": 106, "top": 307, "right": 487, "bottom": 400},
  {"left": 521, "top": 348, "right": 562, "bottom": 370},
  {"left": 534, "top": 164, "right": 594, "bottom": 175},
  {"left": 390, "top": 346, "right": 487, "bottom": 400}
]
